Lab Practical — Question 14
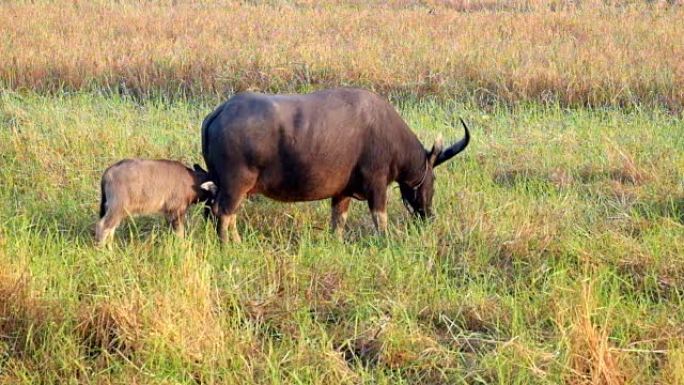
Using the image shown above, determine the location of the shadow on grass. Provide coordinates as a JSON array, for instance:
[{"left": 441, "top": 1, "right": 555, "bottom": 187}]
[
  {"left": 22, "top": 203, "right": 184, "bottom": 248},
  {"left": 492, "top": 164, "right": 650, "bottom": 189},
  {"left": 18, "top": 194, "right": 422, "bottom": 251},
  {"left": 632, "top": 196, "right": 684, "bottom": 224}
]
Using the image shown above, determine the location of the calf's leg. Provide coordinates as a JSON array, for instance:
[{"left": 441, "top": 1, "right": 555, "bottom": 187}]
[
  {"left": 95, "top": 207, "right": 123, "bottom": 247},
  {"left": 167, "top": 210, "right": 186, "bottom": 238}
]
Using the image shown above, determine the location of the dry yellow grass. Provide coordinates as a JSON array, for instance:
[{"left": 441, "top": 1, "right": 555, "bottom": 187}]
[
  {"left": 567, "top": 282, "right": 626, "bottom": 385},
  {"left": 1, "top": 1, "right": 683, "bottom": 108}
]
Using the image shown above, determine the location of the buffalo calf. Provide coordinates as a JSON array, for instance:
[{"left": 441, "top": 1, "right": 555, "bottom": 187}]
[{"left": 95, "top": 159, "right": 217, "bottom": 246}]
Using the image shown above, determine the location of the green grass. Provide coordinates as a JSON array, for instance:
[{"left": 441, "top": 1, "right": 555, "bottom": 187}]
[{"left": 1, "top": 90, "right": 683, "bottom": 384}]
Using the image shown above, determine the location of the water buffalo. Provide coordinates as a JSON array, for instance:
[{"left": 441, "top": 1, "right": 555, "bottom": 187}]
[
  {"left": 95, "top": 159, "right": 217, "bottom": 246},
  {"left": 201, "top": 88, "right": 470, "bottom": 243}
]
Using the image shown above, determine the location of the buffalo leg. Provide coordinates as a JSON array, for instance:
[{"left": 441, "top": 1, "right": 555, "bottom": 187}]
[
  {"left": 331, "top": 196, "right": 351, "bottom": 238},
  {"left": 217, "top": 195, "right": 242, "bottom": 243},
  {"left": 218, "top": 212, "right": 240, "bottom": 243},
  {"left": 216, "top": 173, "right": 256, "bottom": 243},
  {"left": 367, "top": 187, "right": 388, "bottom": 235}
]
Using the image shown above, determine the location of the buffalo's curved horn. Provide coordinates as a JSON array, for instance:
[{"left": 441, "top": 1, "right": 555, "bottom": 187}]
[{"left": 433, "top": 118, "right": 470, "bottom": 167}]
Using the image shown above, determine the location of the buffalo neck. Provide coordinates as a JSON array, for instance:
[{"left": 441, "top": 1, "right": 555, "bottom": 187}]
[{"left": 396, "top": 138, "right": 428, "bottom": 187}]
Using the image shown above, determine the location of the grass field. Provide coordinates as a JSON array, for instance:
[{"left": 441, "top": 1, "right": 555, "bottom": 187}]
[
  {"left": 2, "top": 0, "right": 684, "bottom": 383},
  {"left": 1, "top": 91, "right": 683, "bottom": 384}
]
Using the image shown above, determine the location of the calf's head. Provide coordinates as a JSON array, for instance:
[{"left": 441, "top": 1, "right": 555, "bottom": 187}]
[
  {"left": 399, "top": 118, "right": 470, "bottom": 219},
  {"left": 192, "top": 164, "right": 218, "bottom": 207}
]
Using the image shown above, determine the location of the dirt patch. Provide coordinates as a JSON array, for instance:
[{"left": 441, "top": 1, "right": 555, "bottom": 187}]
[{"left": 337, "top": 332, "right": 383, "bottom": 367}]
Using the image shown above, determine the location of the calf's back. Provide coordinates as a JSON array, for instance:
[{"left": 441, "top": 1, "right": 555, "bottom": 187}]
[{"left": 102, "top": 159, "right": 196, "bottom": 215}]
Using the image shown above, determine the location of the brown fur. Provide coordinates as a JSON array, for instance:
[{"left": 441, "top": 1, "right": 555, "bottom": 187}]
[
  {"left": 95, "top": 159, "right": 214, "bottom": 246},
  {"left": 202, "top": 88, "right": 470, "bottom": 242}
]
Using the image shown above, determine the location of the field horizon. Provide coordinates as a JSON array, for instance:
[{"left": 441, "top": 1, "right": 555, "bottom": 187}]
[{"left": 2, "top": 1, "right": 684, "bottom": 110}]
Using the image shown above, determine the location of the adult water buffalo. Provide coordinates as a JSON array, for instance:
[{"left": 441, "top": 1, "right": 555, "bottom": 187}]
[{"left": 201, "top": 88, "right": 470, "bottom": 242}]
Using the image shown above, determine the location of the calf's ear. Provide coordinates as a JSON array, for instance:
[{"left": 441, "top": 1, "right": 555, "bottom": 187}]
[
  {"left": 200, "top": 181, "right": 218, "bottom": 194},
  {"left": 193, "top": 164, "right": 207, "bottom": 173}
]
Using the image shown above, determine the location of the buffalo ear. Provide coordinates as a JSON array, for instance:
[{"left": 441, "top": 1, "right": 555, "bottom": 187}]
[
  {"left": 428, "top": 135, "right": 444, "bottom": 166},
  {"left": 433, "top": 118, "right": 471, "bottom": 167},
  {"left": 193, "top": 163, "right": 207, "bottom": 173},
  {"left": 200, "top": 181, "right": 218, "bottom": 194}
]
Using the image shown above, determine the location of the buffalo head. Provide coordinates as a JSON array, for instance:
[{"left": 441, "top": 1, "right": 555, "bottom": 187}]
[{"left": 399, "top": 118, "right": 470, "bottom": 219}]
